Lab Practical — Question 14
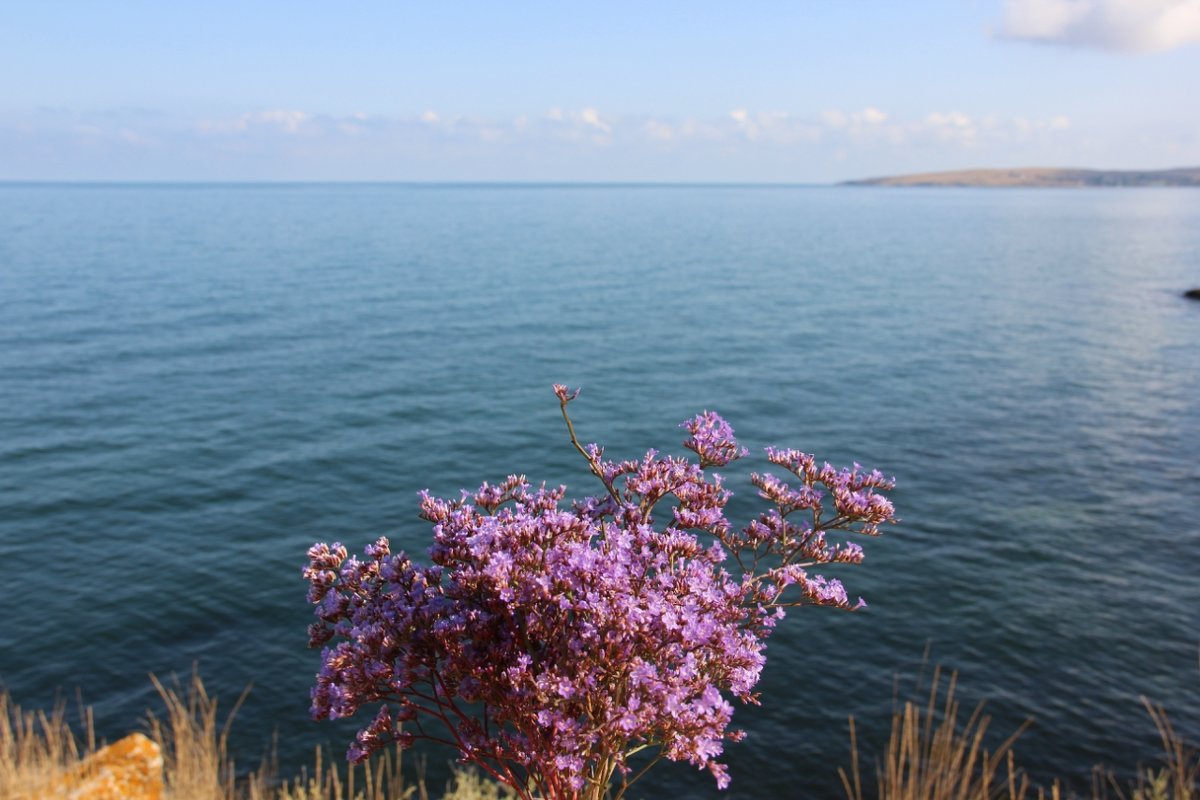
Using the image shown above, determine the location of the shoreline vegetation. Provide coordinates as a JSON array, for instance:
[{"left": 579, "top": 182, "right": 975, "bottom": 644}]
[
  {"left": 2, "top": 669, "right": 1194, "bottom": 800},
  {"left": 840, "top": 167, "right": 1200, "bottom": 188}
]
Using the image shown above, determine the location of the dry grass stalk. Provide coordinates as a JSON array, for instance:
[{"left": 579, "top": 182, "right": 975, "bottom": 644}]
[
  {"left": 0, "top": 689, "right": 92, "bottom": 797},
  {"left": 1091, "top": 696, "right": 1198, "bottom": 800},
  {"left": 146, "top": 668, "right": 257, "bottom": 799},
  {"left": 439, "top": 768, "right": 518, "bottom": 800},
  {"left": 840, "top": 664, "right": 1032, "bottom": 800},
  {"left": 272, "top": 743, "right": 427, "bottom": 800},
  {"left": 147, "top": 669, "right": 433, "bottom": 800}
]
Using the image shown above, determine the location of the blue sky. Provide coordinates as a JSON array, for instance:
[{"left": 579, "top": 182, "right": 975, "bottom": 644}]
[{"left": 2, "top": 0, "right": 1198, "bottom": 182}]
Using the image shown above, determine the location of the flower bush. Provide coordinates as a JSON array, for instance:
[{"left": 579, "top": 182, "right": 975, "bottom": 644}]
[{"left": 304, "top": 386, "right": 896, "bottom": 800}]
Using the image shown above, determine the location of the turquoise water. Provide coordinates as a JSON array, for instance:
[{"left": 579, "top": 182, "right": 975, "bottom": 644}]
[{"left": 1, "top": 184, "right": 1198, "bottom": 797}]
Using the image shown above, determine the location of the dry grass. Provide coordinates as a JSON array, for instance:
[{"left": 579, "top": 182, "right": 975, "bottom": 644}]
[
  {"left": 268, "top": 745, "right": 416, "bottom": 800},
  {"left": 0, "top": 670, "right": 501, "bottom": 800},
  {"left": 840, "top": 664, "right": 1032, "bottom": 800},
  {"left": 0, "top": 687, "right": 94, "bottom": 798},
  {"left": 146, "top": 670, "right": 508, "bottom": 800},
  {"left": 1089, "top": 697, "right": 1199, "bottom": 800},
  {"left": 1, "top": 668, "right": 1194, "bottom": 799},
  {"left": 146, "top": 670, "right": 259, "bottom": 799},
  {"left": 840, "top": 666, "right": 1197, "bottom": 800}
]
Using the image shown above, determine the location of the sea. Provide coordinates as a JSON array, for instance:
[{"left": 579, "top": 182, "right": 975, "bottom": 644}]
[{"left": 1, "top": 183, "right": 1198, "bottom": 798}]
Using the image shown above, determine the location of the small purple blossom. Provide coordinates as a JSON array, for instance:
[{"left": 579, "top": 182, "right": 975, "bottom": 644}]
[
  {"left": 681, "top": 411, "right": 750, "bottom": 468},
  {"left": 304, "top": 385, "right": 896, "bottom": 800}
]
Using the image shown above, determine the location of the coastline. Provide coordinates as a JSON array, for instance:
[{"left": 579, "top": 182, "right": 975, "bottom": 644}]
[{"left": 841, "top": 166, "right": 1200, "bottom": 187}]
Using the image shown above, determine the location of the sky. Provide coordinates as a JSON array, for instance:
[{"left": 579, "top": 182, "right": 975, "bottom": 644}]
[{"left": 2, "top": 0, "right": 1198, "bottom": 182}]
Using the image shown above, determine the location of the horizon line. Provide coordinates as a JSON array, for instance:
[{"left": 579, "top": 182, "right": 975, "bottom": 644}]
[{"left": 0, "top": 179, "right": 840, "bottom": 188}]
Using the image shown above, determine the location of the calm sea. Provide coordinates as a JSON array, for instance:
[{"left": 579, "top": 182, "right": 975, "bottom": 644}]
[{"left": 1, "top": 183, "right": 1198, "bottom": 797}]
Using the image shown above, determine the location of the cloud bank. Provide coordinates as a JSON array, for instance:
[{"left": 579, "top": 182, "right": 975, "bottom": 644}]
[
  {"left": 148, "top": 106, "right": 1078, "bottom": 153},
  {"left": 998, "top": 0, "right": 1200, "bottom": 52},
  {"left": 2, "top": 104, "right": 1180, "bottom": 182}
]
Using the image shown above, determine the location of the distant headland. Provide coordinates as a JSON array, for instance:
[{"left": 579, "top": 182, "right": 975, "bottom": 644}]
[{"left": 841, "top": 167, "right": 1200, "bottom": 188}]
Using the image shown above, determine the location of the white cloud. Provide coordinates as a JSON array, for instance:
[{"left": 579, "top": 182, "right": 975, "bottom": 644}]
[
  {"left": 925, "top": 111, "right": 973, "bottom": 129},
  {"left": 256, "top": 110, "right": 309, "bottom": 133},
  {"left": 859, "top": 107, "right": 888, "bottom": 125},
  {"left": 137, "top": 107, "right": 1086, "bottom": 153},
  {"left": 538, "top": 107, "right": 616, "bottom": 144},
  {"left": 923, "top": 111, "right": 978, "bottom": 146},
  {"left": 117, "top": 128, "right": 154, "bottom": 146},
  {"left": 816, "top": 107, "right": 897, "bottom": 145},
  {"left": 186, "top": 106, "right": 1039, "bottom": 153},
  {"left": 579, "top": 107, "right": 611, "bottom": 134},
  {"left": 728, "top": 109, "right": 822, "bottom": 143},
  {"left": 644, "top": 119, "right": 675, "bottom": 142},
  {"left": 807, "top": 107, "right": 1075, "bottom": 150},
  {"left": 998, "top": 0, "right": 1200, "bottom": 52},
  {"left": 820, "top": 109, "right": 848, "bottom": 128},
  {"left": 197, "top": 109, "right": 311, "bottom": 135},
  {"left": 820, "top": 107, "right": 888, "bottom": 132},
  {"left": 5, "top": 104, "right": 1111, "bottom": 183}
]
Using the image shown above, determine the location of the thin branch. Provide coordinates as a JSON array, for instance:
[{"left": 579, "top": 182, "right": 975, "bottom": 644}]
[
  {"left": 560, "top": 399, "right": 623, "bottom": 505},
  {"left": 612, "top": 751, "right": 664, "bottom": 800}
]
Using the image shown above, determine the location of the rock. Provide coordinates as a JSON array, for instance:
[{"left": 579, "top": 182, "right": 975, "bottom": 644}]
[
  {"left": 1184, "top": 288, "right": 1200, "bottom": 300},
  {"left": 54, "top": 733, "right": 164, "bottom": 800}
]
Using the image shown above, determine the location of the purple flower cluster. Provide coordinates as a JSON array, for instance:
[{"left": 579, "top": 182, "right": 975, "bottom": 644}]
[{"left": 304, "top": 386, "right": 896, "bottom": 800}]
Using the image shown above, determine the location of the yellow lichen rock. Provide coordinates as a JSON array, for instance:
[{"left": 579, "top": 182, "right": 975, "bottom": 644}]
[{"left": 51, "top": 733, "right": 165, "bottom": 800}]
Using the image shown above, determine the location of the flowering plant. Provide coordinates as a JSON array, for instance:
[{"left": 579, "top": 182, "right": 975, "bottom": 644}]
[{"left": 304, "top": 386, "right": 895, "bottom": 800}]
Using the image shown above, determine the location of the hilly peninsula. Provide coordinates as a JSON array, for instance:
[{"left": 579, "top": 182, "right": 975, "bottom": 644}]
[{"left": 841, "top": 167, "right": 1200, "bottom": 187}]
